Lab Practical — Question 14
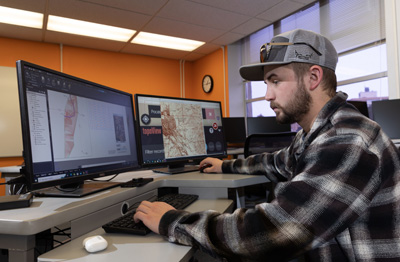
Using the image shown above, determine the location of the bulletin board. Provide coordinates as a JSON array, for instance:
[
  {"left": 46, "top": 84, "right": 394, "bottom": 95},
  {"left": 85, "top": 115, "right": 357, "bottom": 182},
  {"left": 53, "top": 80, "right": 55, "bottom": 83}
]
[{"left": 0, "top": 66, "right": 23, "bottom": 157}]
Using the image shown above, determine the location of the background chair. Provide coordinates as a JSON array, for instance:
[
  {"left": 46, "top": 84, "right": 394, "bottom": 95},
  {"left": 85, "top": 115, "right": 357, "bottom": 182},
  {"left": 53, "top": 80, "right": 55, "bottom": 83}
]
[
  {"left": 243, "top": 132, "right": 297, "bottom": 207},
  {"left": 244, "top": 132, "right": 297, "bottom": 157}
]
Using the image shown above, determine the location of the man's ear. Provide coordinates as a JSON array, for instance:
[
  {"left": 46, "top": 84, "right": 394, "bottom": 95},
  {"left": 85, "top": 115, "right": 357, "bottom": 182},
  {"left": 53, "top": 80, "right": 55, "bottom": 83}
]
[{"left": 308, "top": 65, "right": 323, "bottom": 91}]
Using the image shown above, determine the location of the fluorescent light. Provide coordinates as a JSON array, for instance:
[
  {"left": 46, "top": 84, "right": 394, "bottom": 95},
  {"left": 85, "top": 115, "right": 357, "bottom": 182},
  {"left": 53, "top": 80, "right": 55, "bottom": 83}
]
[
  {"left": 47, "top": 15, "right": 136, "bottom": 42},
  {"left": 131, "top": 32, "right": 205, "bottom": 51},
  {"left": 0, "top": 6, "right": 43, "bottom": 29}
]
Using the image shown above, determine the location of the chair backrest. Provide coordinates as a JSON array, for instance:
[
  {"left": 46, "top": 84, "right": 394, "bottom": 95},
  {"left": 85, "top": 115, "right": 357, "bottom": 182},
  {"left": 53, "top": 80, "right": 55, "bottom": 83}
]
[{"left": 244, "top": 132, "right": 296, "bottom": 158}]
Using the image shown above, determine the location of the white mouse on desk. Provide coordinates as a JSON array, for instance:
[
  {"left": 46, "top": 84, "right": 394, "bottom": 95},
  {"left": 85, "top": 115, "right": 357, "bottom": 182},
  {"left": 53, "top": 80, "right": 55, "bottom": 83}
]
[{"left": 83, "top": 235, "right": 108, "bottom": 253}]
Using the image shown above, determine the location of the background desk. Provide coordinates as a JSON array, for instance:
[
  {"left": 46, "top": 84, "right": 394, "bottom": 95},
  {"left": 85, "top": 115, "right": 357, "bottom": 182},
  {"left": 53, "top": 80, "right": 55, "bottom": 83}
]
[
  {"left": 37, "top": 199, "right": 233, "bottom": 262},
  {"left": 227, "top": 147, "right": 244, "bottom": 159},
  {"left": 0, "top": 170, "right": 268, "bottom": 262}
]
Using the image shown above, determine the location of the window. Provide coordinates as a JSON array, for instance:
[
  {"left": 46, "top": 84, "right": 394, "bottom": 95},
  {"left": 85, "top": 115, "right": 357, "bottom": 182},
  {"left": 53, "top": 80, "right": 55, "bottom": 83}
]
[
  {"left": 242, "top": 0, "right": 386, "bottom": 117},
  {"left": 336, "top": 43, "right": 388, "bottom": 100}
]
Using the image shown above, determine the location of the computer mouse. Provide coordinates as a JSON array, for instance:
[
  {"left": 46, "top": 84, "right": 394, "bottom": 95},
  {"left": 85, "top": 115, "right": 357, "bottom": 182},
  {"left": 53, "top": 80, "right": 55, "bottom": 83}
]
[
  {"left": 83, "top": 235, "right": 108, "bottom": 253},
  {"left": 199, "top": 164, "right": 212, "bottom": 173}
]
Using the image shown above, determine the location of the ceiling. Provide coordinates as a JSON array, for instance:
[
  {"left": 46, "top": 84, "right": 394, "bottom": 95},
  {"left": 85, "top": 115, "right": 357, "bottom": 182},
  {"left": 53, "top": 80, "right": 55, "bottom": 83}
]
[{"left": 0, "top": 0, "right": 316, "bottom": 61}]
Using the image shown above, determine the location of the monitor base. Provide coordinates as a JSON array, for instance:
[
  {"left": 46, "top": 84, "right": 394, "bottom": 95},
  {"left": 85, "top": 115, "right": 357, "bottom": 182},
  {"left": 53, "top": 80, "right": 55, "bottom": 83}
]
[
  {"left": 152, "top": 165, "right": 199, "bottom": 175},
  {"left": 32, "top": 181, "right": 121, "bottom": 198}
]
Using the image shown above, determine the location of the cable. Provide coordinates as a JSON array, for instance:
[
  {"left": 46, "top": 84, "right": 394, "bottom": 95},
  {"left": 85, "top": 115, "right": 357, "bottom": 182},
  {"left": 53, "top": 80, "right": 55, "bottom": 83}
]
[
  {"left": 0, "top": 176, "right": 28, "bottom": 195},
  {"left": 91, "top": 173, "right": 120, "bottom": 182},
  {"left": 0, "top": 175, "right": 27, "bottom": 185}
]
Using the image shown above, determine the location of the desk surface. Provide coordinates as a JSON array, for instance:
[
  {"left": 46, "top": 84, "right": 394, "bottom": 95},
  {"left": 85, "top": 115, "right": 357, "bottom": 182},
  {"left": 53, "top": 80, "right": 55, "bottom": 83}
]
[
  {"left": 38, "top": 198, "right": 234, "bottom": 262},
  {"left": 0, "top": 169, "right": 267, "bottom": 262},
  {"left": 0, "top": 169, "right": 268, "bottom": 236}
]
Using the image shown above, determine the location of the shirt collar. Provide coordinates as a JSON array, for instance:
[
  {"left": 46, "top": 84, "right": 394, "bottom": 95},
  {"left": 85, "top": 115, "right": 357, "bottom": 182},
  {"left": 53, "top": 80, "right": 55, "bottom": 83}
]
[{"left": 300, "top": 91, "right": 348, "bottom": 143}]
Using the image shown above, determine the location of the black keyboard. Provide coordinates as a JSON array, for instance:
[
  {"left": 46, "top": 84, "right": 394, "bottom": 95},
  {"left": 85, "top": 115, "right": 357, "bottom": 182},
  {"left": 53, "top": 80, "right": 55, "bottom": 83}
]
[{"left": 102, "top": 193, "right": 198, "bottom": 235}]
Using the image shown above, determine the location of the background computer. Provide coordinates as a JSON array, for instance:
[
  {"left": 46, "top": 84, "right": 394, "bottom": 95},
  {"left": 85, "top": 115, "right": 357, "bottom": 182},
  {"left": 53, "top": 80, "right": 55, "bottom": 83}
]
[
  {"left": 246, "top": 116, "right": 291, "bottom": 135},
  {"left": 347, "top": 100, "right": 370, "bottom": 118},
  {"left": 16, "top": 60, "right": 140, "bottom": 197},
  {"left": 135, "top": 94, "right": 227, "bottom": 174},
  {"left": 371, "top": 99, "right": 400, "bottom": 139},
  {"left": 221, "top": 117, "right": 246, "bottom": 145}
]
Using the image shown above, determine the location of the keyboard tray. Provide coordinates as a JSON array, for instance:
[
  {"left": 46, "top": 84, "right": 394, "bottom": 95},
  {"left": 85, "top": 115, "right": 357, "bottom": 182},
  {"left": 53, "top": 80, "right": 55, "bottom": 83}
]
[{"left": 102, "top": 193, "right": 198, "bottom": 235}]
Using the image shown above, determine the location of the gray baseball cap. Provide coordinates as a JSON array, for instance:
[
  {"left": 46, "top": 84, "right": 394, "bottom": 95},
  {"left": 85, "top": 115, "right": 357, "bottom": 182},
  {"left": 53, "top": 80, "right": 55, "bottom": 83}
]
[{"left": 239, "top": 29, "right": 338, "bottom": 81}]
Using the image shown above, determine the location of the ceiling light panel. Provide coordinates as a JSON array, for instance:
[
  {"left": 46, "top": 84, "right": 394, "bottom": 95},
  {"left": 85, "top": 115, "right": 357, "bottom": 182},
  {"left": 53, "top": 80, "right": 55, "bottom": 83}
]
[
  {"left": 47, "top": 15, "right": 136, "bottom": 42},
  {"left": 0, "top": 6, "right": 43, "bottom": 29},
  {"left": 131, "top": 32, "right": 205, "bottom": 51}
]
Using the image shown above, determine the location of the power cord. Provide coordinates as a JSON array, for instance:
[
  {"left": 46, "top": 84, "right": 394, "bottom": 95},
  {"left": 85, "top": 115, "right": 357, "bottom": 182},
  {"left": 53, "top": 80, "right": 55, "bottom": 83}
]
[
  {"left": 0, "top": 175, "right": 27, "bottom": 185},
  {"left": 0, "top": 175, "right": 28, "bottom": 195},
  {"left": 91, "top": 173, "right": 120, "bottom": 182}
]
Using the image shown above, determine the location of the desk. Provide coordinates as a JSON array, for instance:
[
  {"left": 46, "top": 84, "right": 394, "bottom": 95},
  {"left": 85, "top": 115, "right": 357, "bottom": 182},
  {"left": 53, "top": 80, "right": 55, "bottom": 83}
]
[
  {"left": 227, "top": 147, "right": 244, "bottom": 159},
  {"left": 37, "top": 199, "right": 234, "bottom": 262},
  {"left": 393, "top": 139, "right": 400, "bottom": 149},
  {"left": 0, "top": 170, "right": 268, "bottom": 262}
]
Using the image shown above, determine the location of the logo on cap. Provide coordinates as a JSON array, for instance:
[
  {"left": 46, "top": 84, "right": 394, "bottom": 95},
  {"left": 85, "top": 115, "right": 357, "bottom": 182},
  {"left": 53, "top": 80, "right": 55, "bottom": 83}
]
[{"left": 295, "top": 50, "right": 313, "bottom": 60}]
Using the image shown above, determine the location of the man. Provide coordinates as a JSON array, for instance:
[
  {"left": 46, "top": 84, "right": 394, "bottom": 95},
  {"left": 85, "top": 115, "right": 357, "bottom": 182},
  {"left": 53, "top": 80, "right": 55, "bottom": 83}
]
[{"left": 134, "top": 29, "right": 400, "bottom": 261}]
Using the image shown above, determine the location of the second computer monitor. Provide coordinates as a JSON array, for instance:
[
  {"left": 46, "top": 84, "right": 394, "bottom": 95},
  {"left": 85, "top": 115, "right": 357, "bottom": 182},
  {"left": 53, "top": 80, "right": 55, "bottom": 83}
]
[
  {"left": 222, "top": 117, "right": 246, "bottom": 144},
  {"left": 371, "top": 99, "right": 400, "bottom": 139},
  {"left": 135, "top": 94, "right": 227, "bottom": 174},
  {"left": 247, "top": 117, "right": 291, "bottom": 136}
]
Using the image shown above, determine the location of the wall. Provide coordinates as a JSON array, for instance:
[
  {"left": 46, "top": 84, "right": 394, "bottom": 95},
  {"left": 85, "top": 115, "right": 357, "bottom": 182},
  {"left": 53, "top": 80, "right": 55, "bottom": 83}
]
[
  {"left": 62, "top": 46, "right": 182, "bottom": 98},
  {"left": 0, "top": 36, "right": 229, "bottom": 194},
  {"left": 185, "top": 47, "right": 229, "bottom": 117},
  {"left": 0, "top": 66, "right": 22, "bottom": 157}
]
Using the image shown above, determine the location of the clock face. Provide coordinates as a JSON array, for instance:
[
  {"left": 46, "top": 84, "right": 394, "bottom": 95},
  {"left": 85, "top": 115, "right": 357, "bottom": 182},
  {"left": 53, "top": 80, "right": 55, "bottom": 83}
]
[{"left": 202, "top": 75, "right": 213, "bottom": 93}]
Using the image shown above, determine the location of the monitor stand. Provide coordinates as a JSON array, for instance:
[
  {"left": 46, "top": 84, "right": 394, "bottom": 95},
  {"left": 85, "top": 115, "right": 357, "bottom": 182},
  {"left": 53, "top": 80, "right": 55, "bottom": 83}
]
[
  {"left": 152, "top": 163, "right": 199, "bottom": 175},
  {"left": 32, "top": 181, "right": 121, "bottom": 198}
]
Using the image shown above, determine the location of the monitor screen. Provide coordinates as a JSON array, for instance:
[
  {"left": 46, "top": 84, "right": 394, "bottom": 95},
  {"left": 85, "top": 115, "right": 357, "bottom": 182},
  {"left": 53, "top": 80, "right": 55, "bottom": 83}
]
[
  {"left": 347, "top": 100, "right": 370, "bottom": 118},
  {"left": 135, "top": 94, "right": 227, "bottom": 174},
  {"left": 371, "top": 99, "right": 400, "bottom": 139},
  {"left": 17, "top": 60, "right": 140, "bottom": 196},
  {"left": 247, "top": 117, "right": 291, "bottom": 136},
  {"left": 222, "top": 117, "right": 246, "bottom": 144}
]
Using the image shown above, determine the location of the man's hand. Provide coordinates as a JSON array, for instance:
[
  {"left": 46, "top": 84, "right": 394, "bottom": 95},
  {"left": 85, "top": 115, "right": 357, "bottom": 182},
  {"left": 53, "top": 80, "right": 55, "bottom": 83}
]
[
  {"left": 199, "top": 157, "right": 223, "bottom": 173},
  {"left": 133, "top": 201, "right": 175, "bottom": 234}
]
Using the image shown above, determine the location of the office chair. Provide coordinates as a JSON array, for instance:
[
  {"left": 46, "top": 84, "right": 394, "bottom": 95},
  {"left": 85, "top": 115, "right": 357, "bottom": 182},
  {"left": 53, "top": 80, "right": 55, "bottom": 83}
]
[
  {"left": 244, "top": 132, "right": 297, "bottom": 158},
  {"left": 243, "top": 132, "right": 297, "bottom": 206}
]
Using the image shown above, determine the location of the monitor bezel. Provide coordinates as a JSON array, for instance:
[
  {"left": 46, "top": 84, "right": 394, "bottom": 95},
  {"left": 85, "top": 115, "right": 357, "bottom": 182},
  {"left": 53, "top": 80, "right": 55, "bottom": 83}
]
[
  {"left": 371, "top": 98, "right": 400, "bottom": 139},
  {"left": 134, "top": 93, "right": 227, "bottom": 170},
  {"left": 246, "top": 116, "right": 291, "bottom": 136},
  {"left": 16, "top": 60, "right": 141, "bottom": 191}
]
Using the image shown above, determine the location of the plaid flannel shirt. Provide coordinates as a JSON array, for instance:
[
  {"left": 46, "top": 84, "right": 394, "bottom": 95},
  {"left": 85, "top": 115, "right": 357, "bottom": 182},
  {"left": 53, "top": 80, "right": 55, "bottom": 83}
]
[{"left": 159, "top": 92, "right": 400, "bottom": 262}]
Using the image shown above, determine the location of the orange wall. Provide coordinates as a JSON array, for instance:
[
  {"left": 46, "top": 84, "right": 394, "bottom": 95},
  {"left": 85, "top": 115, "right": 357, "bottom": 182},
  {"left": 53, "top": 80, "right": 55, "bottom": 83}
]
[
  {"left": 62, "top": 46, "right": 182, "bottom": 97},
  {"left": 0, "top": 37, "right": 61, "bottom": 70},
  {"left": 0, "top": 37, "right": 230, "bottom": 195},
  {"left": 185, "top": 47, "right": 229, "bottom": 117},
  {"left": 0, "top": 37, "right": 229, "bottom": 104}
]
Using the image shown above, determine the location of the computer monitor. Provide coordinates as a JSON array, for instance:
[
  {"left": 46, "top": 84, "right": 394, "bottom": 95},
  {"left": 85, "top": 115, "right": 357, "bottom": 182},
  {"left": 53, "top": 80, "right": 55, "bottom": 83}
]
[
  {"left": 16, "top": 60, "right": 140, "bottom": 197},
  {"left": 221, "top": 117, "right": 246, "bottom": 144},
  {"left": 347, "top": 100, "right": 370, "bottom": 118},
  {"left": 135, "top": 94, "right": 227, "bottom": 174},
  {"left": 247, "top": 117, "right": 291, "bottom": 136},
  {"left": 371, "top": 99, "right": 400, "bottom": 139}
]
